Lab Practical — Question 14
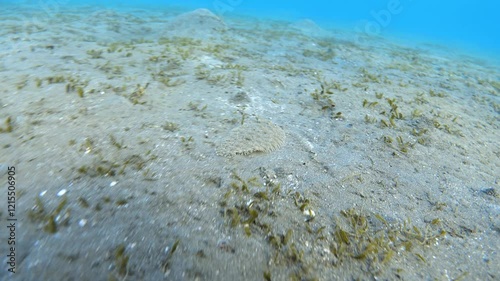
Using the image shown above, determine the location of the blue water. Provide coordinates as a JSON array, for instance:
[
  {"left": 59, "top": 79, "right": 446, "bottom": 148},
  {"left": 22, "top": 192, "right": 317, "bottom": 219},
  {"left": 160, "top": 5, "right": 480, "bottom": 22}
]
[
  {"left": 3, "top": 0, "right": 499, "bottom": 58},
  {"left": 56, "top": 0, "right": 499, "bottom": 58}
]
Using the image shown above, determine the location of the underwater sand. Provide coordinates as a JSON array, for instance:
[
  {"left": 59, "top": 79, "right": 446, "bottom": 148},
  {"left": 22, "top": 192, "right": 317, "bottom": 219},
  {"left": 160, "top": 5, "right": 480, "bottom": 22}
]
[{"left": 0, "top": 4, "right": 499, "bottom": 281}]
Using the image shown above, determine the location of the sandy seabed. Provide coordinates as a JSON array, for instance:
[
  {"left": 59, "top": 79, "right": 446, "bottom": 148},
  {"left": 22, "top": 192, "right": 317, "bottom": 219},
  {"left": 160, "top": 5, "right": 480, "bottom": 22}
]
[{"left": 0, "top": 4, "right": 499, "bottom": 281}]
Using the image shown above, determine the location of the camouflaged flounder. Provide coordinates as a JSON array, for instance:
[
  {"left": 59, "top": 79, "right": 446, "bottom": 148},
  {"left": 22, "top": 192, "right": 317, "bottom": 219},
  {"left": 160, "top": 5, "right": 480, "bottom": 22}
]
[{"left": 216, "top": 119, "right": 285, "bottom": 157}]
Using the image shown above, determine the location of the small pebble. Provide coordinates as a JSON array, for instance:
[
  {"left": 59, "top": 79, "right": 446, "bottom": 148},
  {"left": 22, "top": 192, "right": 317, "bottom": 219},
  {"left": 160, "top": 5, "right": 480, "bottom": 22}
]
[
  {"left": 303, "top": 208, "right": 316, "bottom": 218},
  {"left": 78, "top": 219, "right": 87, "bottom": 227}
]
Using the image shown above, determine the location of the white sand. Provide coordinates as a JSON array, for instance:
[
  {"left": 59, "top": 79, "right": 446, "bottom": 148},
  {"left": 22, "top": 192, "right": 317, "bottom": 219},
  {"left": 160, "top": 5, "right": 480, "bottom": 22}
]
[{"left": 0, "top": 4, "right": 498, "bottom": 281}]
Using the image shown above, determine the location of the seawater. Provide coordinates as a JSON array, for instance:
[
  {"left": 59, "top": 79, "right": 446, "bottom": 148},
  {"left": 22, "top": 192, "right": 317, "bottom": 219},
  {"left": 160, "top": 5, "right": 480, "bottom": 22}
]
[{"left": 6, "top": 0, "right": 497, "bottom": 59}]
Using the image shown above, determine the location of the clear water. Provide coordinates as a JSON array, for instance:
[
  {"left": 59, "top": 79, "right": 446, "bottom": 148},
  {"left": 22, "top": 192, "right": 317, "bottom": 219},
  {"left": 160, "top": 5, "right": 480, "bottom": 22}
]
[{"left": 8, "top": 0, "right": 497, "bottom": 58}]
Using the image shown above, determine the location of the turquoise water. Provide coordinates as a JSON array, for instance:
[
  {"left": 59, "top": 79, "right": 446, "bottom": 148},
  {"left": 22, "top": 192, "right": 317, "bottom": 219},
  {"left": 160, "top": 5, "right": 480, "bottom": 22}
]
[
  {"left": 4, "top": 0, "right": 499, "bottom": 58},
  {"left": 12, "top": 0, "right": 495, "bottom": 58}
]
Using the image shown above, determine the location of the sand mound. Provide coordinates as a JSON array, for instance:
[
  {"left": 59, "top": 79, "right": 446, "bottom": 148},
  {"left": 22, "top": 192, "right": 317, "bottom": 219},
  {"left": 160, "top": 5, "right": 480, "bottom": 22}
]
[
  {"left": 216, "top": 119, "right": 286, "bottom": 157},
  {"left": 289, "top": 19, "right": 329, "bottom": 37},
  {"left": 166, "top": 8, "right": 227, "bottom": 38}
]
